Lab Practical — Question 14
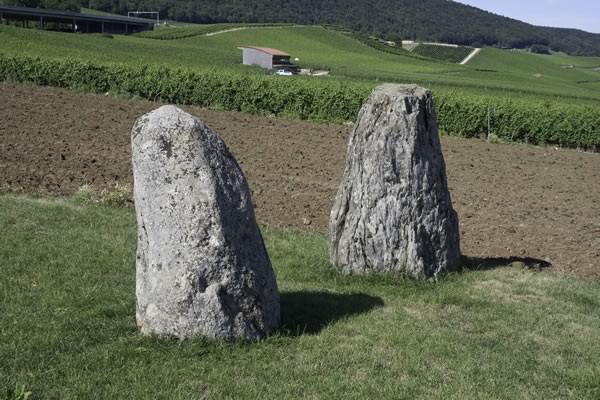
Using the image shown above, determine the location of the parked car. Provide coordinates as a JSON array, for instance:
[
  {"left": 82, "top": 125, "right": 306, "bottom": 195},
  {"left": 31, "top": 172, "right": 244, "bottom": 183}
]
[{"left": 275, "top": 69, "right": 293, "bottom": 76}]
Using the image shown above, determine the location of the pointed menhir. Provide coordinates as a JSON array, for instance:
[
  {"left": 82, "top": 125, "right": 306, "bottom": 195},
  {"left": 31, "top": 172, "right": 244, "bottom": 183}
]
[
  {"left": 329, "top": 84, "right": 461, "bottom": 279},
  {"left": 132, "top": 105, "right": 280, "bottom": 340}
]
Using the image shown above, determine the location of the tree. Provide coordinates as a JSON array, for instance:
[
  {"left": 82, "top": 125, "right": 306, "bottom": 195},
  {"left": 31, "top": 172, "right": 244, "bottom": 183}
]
[{"left": 530, "top": 44, "right": 551, "bottom": 54}]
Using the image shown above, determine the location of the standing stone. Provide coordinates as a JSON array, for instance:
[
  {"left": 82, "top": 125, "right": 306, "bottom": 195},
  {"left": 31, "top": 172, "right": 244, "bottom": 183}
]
[
  {"left": 132, "top": 105, "right": 280, "bottom": 340},
  {"left": 329, "top": 84, "right": 460, "bottom": 279}
]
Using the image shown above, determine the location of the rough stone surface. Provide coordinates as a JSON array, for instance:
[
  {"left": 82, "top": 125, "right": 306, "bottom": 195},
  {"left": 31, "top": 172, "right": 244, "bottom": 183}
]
[
  {"left": 132, "top": 105, "right": 280, "bottom": 340},
  {"left": 329, "top": 84, "right": 461, "bottom": 279}
]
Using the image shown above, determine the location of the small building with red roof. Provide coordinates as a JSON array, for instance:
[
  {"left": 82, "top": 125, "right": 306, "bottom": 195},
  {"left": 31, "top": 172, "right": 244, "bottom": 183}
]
[{"left": 238, "top": 46, "right": 299, "bottom": 73}]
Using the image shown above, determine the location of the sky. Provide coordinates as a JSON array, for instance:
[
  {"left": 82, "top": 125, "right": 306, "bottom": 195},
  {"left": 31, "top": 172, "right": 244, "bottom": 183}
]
[{"left": 455, "top": 0, "right": 600, "bottom": 33}]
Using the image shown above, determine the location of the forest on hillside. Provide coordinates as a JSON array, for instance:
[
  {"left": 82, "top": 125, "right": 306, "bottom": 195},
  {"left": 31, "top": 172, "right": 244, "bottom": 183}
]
[{"left": 3, "top": 0, "right": 600, "bottom": 56}]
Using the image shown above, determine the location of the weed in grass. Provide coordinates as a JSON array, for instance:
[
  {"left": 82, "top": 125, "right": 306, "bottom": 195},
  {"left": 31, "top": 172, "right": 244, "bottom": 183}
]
[
  {"left": 73, "top": 184, "right": 96, "bottom": 204},
  {"left": 99, "top": 182, "right": 132, "bottom": 207},
  {"left": 486, "top": 133, "right": 505, "bottom": 144},
  {"left": 73, "top": 183, "right": 132, "bottom": 206}
]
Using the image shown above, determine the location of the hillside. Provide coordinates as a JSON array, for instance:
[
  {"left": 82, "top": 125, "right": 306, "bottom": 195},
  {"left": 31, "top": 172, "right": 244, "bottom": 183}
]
[
  {"left": 2, "top": 24, "right": 600, "bottom": 103},
  {"left": 81, "top": 0, "right": 600, "bottom": 56}
]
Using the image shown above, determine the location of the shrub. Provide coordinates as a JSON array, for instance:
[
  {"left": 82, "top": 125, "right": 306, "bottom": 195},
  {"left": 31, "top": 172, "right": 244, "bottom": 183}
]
[{"left": 530, "top": 44, "right": 550, "bottom": 55}]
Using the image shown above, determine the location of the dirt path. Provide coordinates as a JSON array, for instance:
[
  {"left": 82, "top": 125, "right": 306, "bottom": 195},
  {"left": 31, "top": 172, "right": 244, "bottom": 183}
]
[
  {"left": 1, "top": 82, "right": 598, "bottom": 279},
  {"left": 205, "top": 27, "right": 249, "bottom": 36},
  {"left": 460, "top": 48, "right": 481, "bottom": 65}
]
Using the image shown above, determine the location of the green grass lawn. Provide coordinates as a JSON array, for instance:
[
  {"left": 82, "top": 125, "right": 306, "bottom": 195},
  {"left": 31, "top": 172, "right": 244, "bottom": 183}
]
[
  {"left": 1, "top": 194, "right": 599, "bottom": 399},
  {"left": 2, "top": 24, "right": 600, "bottom": 104}
]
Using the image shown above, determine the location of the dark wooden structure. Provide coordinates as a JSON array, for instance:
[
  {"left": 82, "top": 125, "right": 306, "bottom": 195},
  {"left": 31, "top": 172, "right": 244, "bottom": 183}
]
[{"left": 0, "top": 5, "right": 154, "bottom": 34}]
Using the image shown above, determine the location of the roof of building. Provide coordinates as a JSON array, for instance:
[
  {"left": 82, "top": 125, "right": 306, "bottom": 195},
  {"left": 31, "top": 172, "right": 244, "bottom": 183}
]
[
  {"left": 239, "top": 46, "right": 290, "bottom": 57},
  {"left": 0, "top": 5, "right": 154, "bottom": 25}
]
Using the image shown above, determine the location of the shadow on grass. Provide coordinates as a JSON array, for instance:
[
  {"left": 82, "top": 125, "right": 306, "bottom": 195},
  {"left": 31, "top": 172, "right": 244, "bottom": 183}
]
[
  {"left": 461, "top": 255, "right": 552, "bottom": 272},
  {"left": 279, "top": 291, "right": 384, "bottom": 336}
]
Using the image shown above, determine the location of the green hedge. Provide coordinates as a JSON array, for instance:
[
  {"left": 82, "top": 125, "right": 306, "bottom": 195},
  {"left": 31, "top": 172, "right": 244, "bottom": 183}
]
[
  {"left": 435, "top": 92, "right": 600, "bottom": 149},
  {"left": 0, "top": 55, "right": 367, "bottom": 122},
  {"left": 0, "top": 54, "right": 598, "bottom": 150}
]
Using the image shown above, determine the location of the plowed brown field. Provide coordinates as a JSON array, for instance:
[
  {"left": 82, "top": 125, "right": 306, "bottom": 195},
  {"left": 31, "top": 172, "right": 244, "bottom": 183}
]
[{"left": 1, "top": 83, "right": 599, "bottom": 279}]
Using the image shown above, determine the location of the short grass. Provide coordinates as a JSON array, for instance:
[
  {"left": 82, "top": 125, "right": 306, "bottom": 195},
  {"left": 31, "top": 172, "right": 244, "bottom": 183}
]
[{"left": 1, "top": 194, "right": 600, "bottom": 399}]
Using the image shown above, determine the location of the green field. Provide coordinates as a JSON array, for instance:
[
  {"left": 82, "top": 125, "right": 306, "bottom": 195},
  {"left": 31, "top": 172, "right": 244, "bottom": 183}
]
[
  {"left": 469, "top": 48, "right": 600, "bottom": 101},
  {"left": 1, "top": 24, "right": 599, "bottom": 149},
  {"left": 1, "top": 194, "right": 600, "bottom": 399},
  {"left": 2, "top": 24, "right": 600, "bottom": 103}
]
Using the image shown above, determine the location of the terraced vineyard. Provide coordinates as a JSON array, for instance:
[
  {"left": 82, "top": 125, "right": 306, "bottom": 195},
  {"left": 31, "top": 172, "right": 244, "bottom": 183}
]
[
  {"left": 320, "top": 27, "right": 427, "bottom": 61},
  {"left": 411, "top": 44, "right": 473, "bottom": 63},
  {"left": 1, "top": 23, "right": 599, "bottom": 148},
  {"left": 1, "top": 24, "right": 599, "bottom": 101}
]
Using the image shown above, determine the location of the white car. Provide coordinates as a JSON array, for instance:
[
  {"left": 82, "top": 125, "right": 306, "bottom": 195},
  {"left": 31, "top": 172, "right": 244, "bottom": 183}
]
[{"left": 275, "top": 69, "right": 293, "bottom": 76}]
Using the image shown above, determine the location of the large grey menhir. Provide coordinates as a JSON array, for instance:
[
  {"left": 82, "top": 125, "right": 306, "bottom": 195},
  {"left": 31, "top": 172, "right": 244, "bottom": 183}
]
[
  {"left": 329, "top": 84, "right": 461, "bottom": 279},
  {"left": 132, "top": 105, "right": 280, "bottom": 340}
]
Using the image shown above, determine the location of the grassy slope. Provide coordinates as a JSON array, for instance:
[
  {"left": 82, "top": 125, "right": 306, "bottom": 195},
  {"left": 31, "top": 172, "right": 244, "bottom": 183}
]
[
  {"left": 0, "top": 24, "right": 243, "bottom": 70},
  {"left": 194, "top": 27, "right": 600, "bottom": 100},
  {"left": 1, "top": 24, "right": 600, "bottom": 103},
  {"left": 199, "top": 27, "right": 460, "bottom": 78},
  {"left": 0, "top": 25, "right": 450, "bottom": 75},
  {"left": 469, "top": 48, "right": 600, "bottom": 99},
  {"left": 1, "top": 194, "right": 600, "bottom": 399}
]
